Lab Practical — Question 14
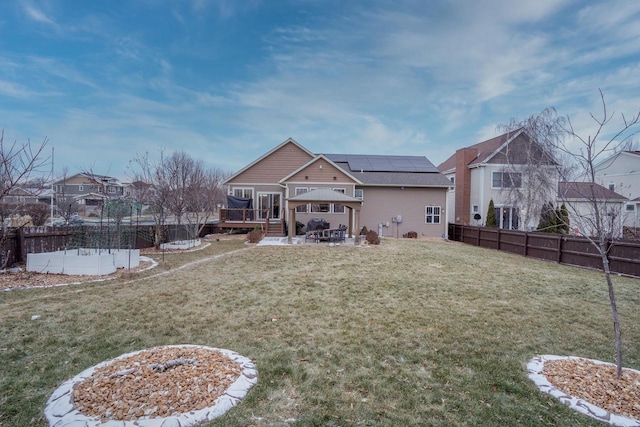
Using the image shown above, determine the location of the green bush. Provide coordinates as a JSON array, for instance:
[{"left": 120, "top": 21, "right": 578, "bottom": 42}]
[{"left": 485, "top": 199, "right": 497, "bottom": 227}]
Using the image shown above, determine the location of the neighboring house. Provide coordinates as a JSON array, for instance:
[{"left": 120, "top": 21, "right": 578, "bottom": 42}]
[
  {"left": 222, "top": 138, "right": 451, "bottom": 241},
  {"left": 438, "top": 129, "right": 559, "bottom": 231},
  {"left": 53, "top": 173, "right": 125, "bottom": 215},
  {"left": 2, "top": 187, "right": 40, "bottom": 204},
  {"left": 590, "top": 150, "right": 640, "bottom": 229},
  {"left": 558, "top": 181, "right": 628, "bottom": 238}
]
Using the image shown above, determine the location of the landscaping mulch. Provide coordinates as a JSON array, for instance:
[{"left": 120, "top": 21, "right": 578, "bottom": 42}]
[
  {"left": 72, "top": 346, "right": 242, "bottom": 421},
  {"left": 543, "top": 358, "right": 640, "bottom": 420}
]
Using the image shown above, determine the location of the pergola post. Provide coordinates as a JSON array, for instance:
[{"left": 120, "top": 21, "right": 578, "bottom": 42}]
[
  {"left": 354, "top": 208, "right": 361, "bottom": 245},
  {"left": 288, "top": 207, "right": 296, "bottom": 244}
]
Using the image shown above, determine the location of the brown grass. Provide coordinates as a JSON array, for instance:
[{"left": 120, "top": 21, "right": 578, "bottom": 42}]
[{"left": 1, "top": 237, "right": 638, "bottom": 426}]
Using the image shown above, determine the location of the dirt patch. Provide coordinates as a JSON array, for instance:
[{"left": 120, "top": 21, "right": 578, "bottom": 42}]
[{"left": 0, "top": 259, "right": 154, "bottom": 291}]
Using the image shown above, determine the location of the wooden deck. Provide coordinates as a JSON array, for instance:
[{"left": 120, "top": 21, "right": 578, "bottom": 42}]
[{"left": 218, "top": 208, "right": 284, "bottom": 236}]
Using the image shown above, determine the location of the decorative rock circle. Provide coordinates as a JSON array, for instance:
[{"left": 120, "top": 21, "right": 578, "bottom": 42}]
[
  {"left": 44, "top": 345, "right": 258, "bottom": 427},
  {"left": 527, "top": 355, "right": 640, "bottom": 427}
]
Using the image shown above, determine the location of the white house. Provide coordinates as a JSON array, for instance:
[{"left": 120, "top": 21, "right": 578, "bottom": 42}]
[
  {"left": 590, "top": 150, "right": 640, "bottom": 230},
  {"left": 438, "top": 129, "right": 559, "bottom": 231}
]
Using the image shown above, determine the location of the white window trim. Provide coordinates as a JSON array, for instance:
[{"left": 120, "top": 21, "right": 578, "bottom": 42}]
[
  {"left": 231, "top": 187, "right": 254, "bottom": 199},
  {"left": 354, "top": 189, "right": 364, "bottom": 200},
  {"left": 491, "top": 171, "right": 522, "bottom": 189},
  {"left": 425, "top": 206, "right": 442, "bottom": 224},
  {"left": 332, "top": 188, "right": 346, "bottom": 214},
  {"left": 295, "top": 187, "right": 308, "bottom": 213}
]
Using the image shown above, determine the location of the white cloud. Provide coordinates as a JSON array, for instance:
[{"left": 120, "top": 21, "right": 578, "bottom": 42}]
[{"left": 23, "top": 4, "right": 57, "bottom": 27}]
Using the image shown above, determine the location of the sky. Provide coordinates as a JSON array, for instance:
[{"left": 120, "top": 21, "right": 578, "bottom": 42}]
[{"left": 1, "top": 0, "right": 639, "bottom": 181}]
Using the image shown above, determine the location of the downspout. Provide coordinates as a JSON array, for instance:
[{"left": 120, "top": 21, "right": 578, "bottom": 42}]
[{"left": 479, "top": 166, "right": 485, "bottom": 226}]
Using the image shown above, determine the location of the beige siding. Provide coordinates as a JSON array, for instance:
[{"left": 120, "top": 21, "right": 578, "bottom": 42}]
[
  {"left": 286, "top": 159, "right": 356, "bottom": 183},
  {"left": 359, "top": 187, "right": 447, "bottom": 238},
  {"left": 229, "top": 142, "right": 314, "bottom": 184}
]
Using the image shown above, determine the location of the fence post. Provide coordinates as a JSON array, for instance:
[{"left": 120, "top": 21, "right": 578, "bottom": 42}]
[
  {"left": 557, "top": 236, "right": 562, "bottom": 264},
  {"left": 17, "top": 227, "right": 26, "bottom": 264}
]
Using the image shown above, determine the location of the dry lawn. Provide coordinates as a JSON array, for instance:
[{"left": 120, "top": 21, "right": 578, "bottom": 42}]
[{"left": 1, "top": 237, "right": 639, "bottom": 426}]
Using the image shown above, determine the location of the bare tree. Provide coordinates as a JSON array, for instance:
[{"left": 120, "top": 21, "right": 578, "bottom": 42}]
[
  {"left": 129, "top": 150, "right": 230, "bottom": 246},
  {"left": 497, "top": 108, "right": 568, "bottom": 230},
  {"left": 55, "top": 167, "right": 81, "bottom": 225},
  {"left": 0, "top": 130, "right": 49, "bottom": 268},
  {"left": 183, "top": 167, "right": 227, "bottom": 240},
  {"left": 555, "top": 90, "right": 640, "bottom": 378},
  {"left": 161, "top": 151, "right": 193, "bottom": 229},
  {"left": 128, "top": 150, "right": 170, "bottom": 248}
]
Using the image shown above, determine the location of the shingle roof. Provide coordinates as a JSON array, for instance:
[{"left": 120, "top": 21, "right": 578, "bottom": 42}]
[
  {"left": 558, "top": 182, "right": 628, "bottom": 200},
  {"left": 324, "top": 155, "right": 451, "bottom": 187},
  {"left": 437, "top": 129, "right": 523, "bottom": 172}
]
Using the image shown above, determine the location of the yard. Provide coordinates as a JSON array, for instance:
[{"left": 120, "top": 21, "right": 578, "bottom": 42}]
[{"left": 1, "top": 237, "right": 639, "bottom": 426}]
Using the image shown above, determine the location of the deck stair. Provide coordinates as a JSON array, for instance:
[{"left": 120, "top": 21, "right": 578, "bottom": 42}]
[{"left": 265, "top": 221, "right": 284, "bottom": 237}]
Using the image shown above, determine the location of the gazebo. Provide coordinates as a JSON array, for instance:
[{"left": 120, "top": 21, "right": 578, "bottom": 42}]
[{"left": 286, "top": 188, "right": 363, "bottom": 244}]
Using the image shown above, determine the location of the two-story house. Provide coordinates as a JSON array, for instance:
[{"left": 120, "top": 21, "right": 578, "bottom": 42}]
[
  {"left": 53, "top": 173, "right": 125, "bottom": 215},
  {"left": 222, "top": 138, "right": 451, "bottom": 242},
  {"left": 438, "top": 129, "right": 559, "bottom": 231},
  {"left": 590, "top": 150, "right": 640, "bottom": 230}
]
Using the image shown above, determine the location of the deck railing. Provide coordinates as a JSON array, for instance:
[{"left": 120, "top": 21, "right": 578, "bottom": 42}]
[{"left": 219, "top": 208, "right": 270, "bottom": 223}]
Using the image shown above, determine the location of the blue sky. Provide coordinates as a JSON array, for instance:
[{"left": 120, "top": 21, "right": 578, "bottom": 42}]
[{"left": 1, "top": 0, "right": 639, "bottom": 180}]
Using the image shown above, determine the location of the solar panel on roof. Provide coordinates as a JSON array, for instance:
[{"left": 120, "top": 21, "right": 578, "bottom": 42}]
[{"left": 324, "top": 153, "right": 439, "bottom": 172}]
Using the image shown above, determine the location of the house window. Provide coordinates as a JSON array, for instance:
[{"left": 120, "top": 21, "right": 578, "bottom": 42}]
[
  {"left": 425, "top": 206, "right": 441, "bottom": 224},
  {"left": 472, "top": 205, "right": 479, "bottom": 213},
  {"left": 333, "top": 188, "right": 345, "bottom": 213},
  {"left": 608, "top": 183, "right": 615, "bottom": 191},
  {"left": 108, "top": 187, "right": 116, "bottom": 193},
  {"left": 311, "top": 203, "right": 330, "bottom": 213},
  {"left": 78, "top": 185, "right": 83, "bottom": 192},
  {"left": 626, "top": 203, "right": 636, "bottom": 212},
  {"left": 295, "top": 188, "right": 308, "bottom": 213},
  {"left": 449, "top": 176, "right": 455, "bottom": 191},
  {"left": 233, "top": 188, "right": 254, "bottom": 199},
  {"left": 494, "top": 206, "right": 520, "bottom": 230},
  {"left": 355, "top": 189, "right": 364, "bottom": 200},
  {"left": 492, "top": 172, "right": 522, "bottom": 188}
]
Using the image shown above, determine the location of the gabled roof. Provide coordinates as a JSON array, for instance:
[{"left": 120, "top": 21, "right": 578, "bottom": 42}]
[
  {"left": 288, "top": 188, "right": 362, "bottom": 203},
  {"left": 593, "top": 149, "right": 640, "bottom": 171},
  {"left": 558, "top": 182, "right": 628, "bottom": 201},
  {"left": 279, "top": 154, "right": 362, "bottom": 184},
  {"left": 53, "top": 173, "right": 121, "bottom": 186},
  {"left": 437, "top": 127, "right": 563, "bottom": 174},
  {"left": 7, "top": 187, "right": 38, "bottom": 196},
  {"left": 437, "top": 130, "right": 522, "bottom": 172},
  {"left": 325, "top": 154, "right": 450, "bottom": 187},
  {"left": 223, "top": 138, "right": 314, "bottom": 184}
]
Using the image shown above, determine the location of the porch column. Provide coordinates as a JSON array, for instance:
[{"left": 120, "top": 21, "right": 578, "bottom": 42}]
[
  {"left": 287, "top": 207, "right": 296, "bottom": 244},
  {"left": 354, "top": 208, "right": 361, "bottom": 245}
]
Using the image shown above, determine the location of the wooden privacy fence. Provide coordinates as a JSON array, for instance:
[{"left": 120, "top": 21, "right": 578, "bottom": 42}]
[
  {"left": 1, "top": 223, "right": 221, "bottom": 267},
  {"left": 448, "top": 224, "right": 640, "bottom": 278}
]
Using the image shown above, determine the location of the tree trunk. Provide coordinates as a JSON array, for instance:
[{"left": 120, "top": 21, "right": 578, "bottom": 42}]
[{"left": 600, "top": 243, "right": 623, "bottom": 378}]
